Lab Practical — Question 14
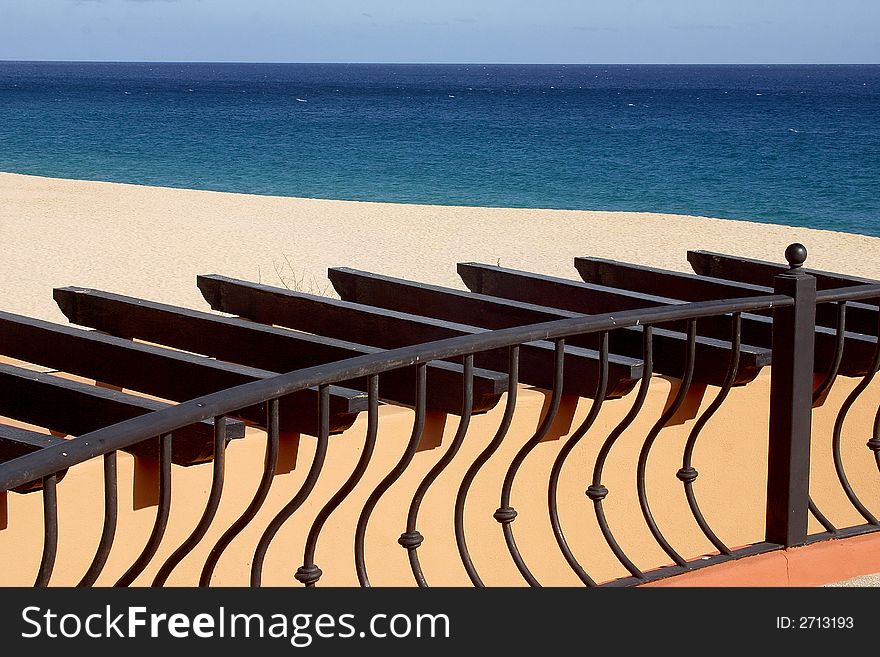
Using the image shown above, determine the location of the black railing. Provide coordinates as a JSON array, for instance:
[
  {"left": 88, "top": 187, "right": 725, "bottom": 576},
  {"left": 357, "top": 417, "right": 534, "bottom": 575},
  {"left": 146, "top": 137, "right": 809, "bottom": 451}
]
[
  {"left": 1, "top": 245, "right": 879, "bottom": 587},
  {"left": 809, "top": 281, "right": 880, "bottom": 538}
]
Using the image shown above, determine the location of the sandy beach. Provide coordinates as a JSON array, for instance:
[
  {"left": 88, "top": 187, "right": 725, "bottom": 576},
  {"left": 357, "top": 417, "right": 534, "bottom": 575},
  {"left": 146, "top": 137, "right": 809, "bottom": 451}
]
[{"left": 2, "top": 171, "right": 878, "bottom": 323}]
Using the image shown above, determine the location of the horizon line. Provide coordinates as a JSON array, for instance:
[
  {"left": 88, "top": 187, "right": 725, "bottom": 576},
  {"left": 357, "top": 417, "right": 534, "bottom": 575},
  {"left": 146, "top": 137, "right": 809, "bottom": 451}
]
[{"left": 2, "top": 59, "right": 879, "bottom": 66}]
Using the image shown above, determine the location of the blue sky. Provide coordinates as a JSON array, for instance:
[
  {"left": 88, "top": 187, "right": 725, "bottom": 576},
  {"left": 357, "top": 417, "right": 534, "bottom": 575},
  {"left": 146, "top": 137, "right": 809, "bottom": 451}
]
[{"left": 1, "top": 0, "right": 877, "bottom": 63}]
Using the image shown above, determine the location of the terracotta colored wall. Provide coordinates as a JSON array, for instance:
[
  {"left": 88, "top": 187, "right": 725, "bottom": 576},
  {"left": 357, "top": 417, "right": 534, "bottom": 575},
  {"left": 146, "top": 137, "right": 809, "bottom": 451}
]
[
  {"left": 1, "top": 367, "right": 878, "bottom": 587},
  {"left": 644, "top": 532, "right": 880, "bottom": 587}
]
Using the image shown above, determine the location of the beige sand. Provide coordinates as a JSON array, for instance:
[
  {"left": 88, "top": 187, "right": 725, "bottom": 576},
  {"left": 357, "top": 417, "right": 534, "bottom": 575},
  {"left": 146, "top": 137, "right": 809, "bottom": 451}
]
[{"left": 1, "top": 171, "right": 878, "bottom": 323}]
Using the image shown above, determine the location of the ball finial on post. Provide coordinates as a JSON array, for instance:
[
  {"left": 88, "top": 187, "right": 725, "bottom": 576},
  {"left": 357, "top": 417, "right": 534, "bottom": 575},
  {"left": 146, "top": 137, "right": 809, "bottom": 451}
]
[{"left": 784, "top": 243, "right": 807, "bottom": 269}]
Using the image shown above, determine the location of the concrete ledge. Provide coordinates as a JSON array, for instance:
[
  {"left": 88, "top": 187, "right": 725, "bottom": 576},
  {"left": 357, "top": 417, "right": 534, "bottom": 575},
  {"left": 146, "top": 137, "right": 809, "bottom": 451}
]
[{"left": 642, "top": 531, "right": 880, "bottom": 587}]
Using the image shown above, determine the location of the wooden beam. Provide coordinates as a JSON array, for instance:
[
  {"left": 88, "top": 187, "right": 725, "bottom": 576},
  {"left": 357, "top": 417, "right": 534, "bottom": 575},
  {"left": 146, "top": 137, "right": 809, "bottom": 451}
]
[
  {"left": 0, "top": 311, "right": 365, "bottom": 437},
  {"left": 0, "top": 363, "right": 245, "bottom": 466},
  {"left": 197, "top": 275, "right": 642, "bottom": 399},
  {"left": 575, "top": 257, "right": 769, "bottom": 300},
  {"left": 458, "top": 263, "right": 877, "bottom": 377},
  {"left": 687, "top": 250, "right": 880, "bottom": 291},
  {"left": 53, "top": 288, "right": 506, "bottom": 414},
  {"left": 575, "top": 257, "right": 877, "bottom": 335},
  {"left": 328, "top": 267, "right": 769, "bottom": 386},
  {"left": 0, "top": 424, "right": 68, "bottom": 493}
]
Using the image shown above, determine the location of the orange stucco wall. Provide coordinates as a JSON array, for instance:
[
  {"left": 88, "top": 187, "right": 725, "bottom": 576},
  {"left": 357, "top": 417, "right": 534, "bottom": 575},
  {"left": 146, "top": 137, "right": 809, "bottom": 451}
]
[{"left": 1, "top": 366, "right": 878, "bottom": 587}]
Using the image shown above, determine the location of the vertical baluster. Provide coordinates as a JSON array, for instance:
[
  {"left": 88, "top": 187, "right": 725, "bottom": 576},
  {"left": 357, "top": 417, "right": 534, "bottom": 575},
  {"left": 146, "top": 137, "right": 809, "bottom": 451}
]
[
  {"left": 34, "top": 473, "right": 58, "bottom": 587},
  {"left": 355, "top": 363, "right": 427, "bottom": 587},
  {"left": 636, "top": 320, "right": 696, "bottom": 568},
  {"left": 401, "top": 356, "right": 474, "bottom": 587},
  {"left": 115, "top": 432, "right": 172, "bottom": 587},
  {"left": 589, "top": 325, "right": 653, "bottom": 580},
  {"left": 679, "top": 313, "right": 740, "bottom": 555},
  {"left": 251, "top": 387, "right": 330, "bottom": 587},
  {"left": 78, "top": 451, "right": 118, "bottom": 586},
  {"left": 495, "top": 338, "right": 566, "bottom": 588},
  {"left": 455, "top": 346, "right": 520, "bottom": 587},
  {"left": 201, "top": 399, "right": 280, "bottom": 586},
  {"left": 808, "top": 301, "right": 847, "bottom": 534},
  {"left": 548, "top": 332, "right": 608, "bottom": 586},
  {"left": 831, "top": 297, "right": 880, "bottom": 526},
  {"left": 153, "top": 416, "right": 228, "bottom": 585},
  {"left": 297, "top": 375, "right": 380, "bottom": 587}
]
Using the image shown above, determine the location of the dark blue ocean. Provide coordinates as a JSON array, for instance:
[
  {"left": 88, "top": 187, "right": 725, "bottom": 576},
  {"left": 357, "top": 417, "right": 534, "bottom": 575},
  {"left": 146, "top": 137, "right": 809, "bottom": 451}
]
[{"left": 0, "top": 62, "right": 878, "bottom": 235}]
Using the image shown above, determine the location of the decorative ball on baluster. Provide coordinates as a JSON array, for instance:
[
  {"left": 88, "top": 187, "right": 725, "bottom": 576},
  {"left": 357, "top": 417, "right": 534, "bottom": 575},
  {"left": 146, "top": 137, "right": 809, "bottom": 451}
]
[{"left": 784, "top": 243, "right": 807, "bottom": 269}]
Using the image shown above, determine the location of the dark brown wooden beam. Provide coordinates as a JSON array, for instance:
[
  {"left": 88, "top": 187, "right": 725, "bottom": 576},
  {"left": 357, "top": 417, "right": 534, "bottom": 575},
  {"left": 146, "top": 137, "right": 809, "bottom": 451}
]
[
  {"left": 458, "top": 263, "right": 877, "bottom": 377},
  {"left": 0, "top": 424, "right": 68, "bottom": 493},
  {"left": 328, "top": 267, "right": 769, "bottom": 386},
  {"left": 687, "top": 250, "right": 880, "bottom": 291},
  {"left": 0, "top": 363, "right": 245, "bottom": 466},
  {"left": 197, "top": 275, "right": 642, "bottom": 399},
  {"left": 53, "top": 288, "right": 506, "bottom": 414},
  {"left": 575, "top": 257, "right": 878, "bottom": 336},
  {"left": 0, "top": 311, "right": 365, "bottom": 437},
  {"left": 575, "top": 257, "right": 769, "bottom": 300}
]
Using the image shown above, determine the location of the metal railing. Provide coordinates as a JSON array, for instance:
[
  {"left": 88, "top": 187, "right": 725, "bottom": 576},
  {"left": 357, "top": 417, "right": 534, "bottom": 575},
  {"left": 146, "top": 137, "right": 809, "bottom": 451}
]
[
  {"left": 808, "top": 281, "right": 880, "bottom": 540},
  {"left": 1, "top": 248, "right": 879, "bottom": 587}
]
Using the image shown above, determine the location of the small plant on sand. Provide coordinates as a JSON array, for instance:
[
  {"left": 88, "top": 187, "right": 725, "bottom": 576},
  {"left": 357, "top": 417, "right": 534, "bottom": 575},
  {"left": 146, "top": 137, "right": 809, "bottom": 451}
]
[{"left": 260, "top": 253, "right": 334, "bottom": 297}]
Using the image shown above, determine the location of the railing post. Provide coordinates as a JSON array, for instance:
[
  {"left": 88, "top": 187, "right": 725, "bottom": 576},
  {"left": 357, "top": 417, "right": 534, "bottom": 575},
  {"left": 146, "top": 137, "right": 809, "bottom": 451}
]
[{"left": 766, "top": 243, "right": 816, "bottom": 547}]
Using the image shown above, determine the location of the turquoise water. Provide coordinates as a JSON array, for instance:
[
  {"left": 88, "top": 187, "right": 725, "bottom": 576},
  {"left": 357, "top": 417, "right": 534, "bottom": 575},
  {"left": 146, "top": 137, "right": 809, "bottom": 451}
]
[{"left": 0, "top": 62, "right": 878, "bottom": 235}]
